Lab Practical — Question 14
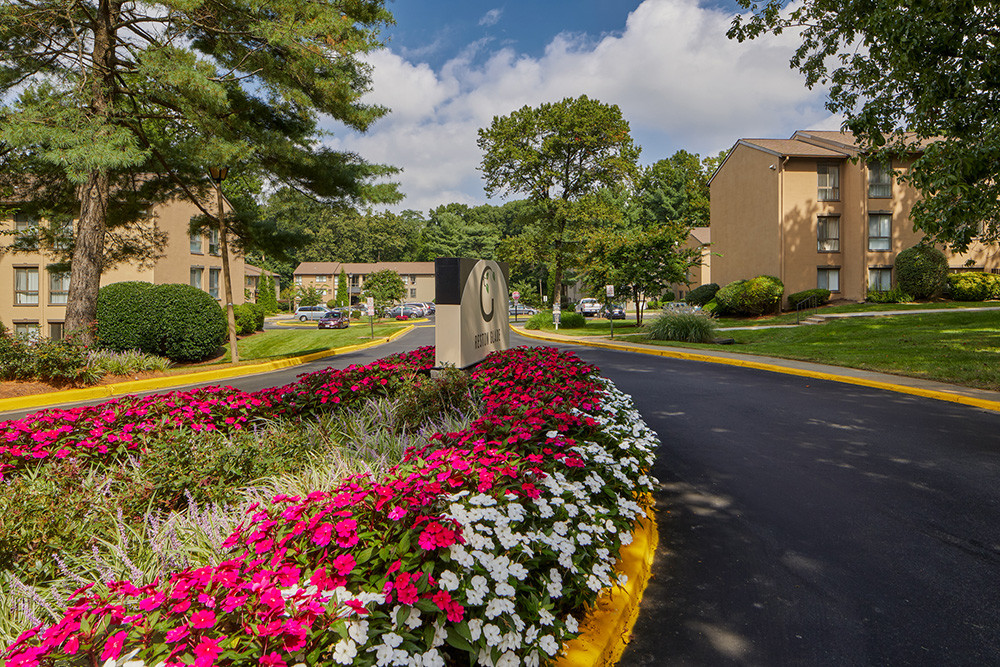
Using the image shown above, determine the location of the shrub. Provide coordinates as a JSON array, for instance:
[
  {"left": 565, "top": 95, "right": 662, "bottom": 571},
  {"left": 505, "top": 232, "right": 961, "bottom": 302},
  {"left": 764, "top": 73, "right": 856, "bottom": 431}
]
[
  {"left": 559, "top": 311, "right": 586, "bottom": 328},
  {"left": 787, "top": 288, "right": 832, "bottom": 309},
  {"left": 866, "top": 286, "right": 913, "bottom": 303},
  {"left": 715, "top": 276, "right": 784, "bottom": 316},
  {"left": 233, "top": 302, "right": 265, "bottom": 335},
  {"left": 685, "top": 282, "right": 720, "bottom": 306},
  {"left": 647, "top": 307, "right": 717, "bottom": 343},
  {"left": 145, "top": 284, "right": 227, "bottom": 362},
  {"left": 96, "top": 281, "right": 156, "bottom": 352},
  {"left": 895, "top": 244, "right": 949, "bottom": 299},
  {"left": 524, "top": 310, "right": 552, "bottom": 330},
  {"left": 947, "top": 272, "right": 1000, "bottom": 301},
  {"left": 88, "top": 349, "right": 172, "bottom": 375}
]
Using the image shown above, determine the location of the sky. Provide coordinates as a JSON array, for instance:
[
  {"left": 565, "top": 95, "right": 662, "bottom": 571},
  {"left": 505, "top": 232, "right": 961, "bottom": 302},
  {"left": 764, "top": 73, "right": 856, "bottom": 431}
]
[{"left": 325, "top": 0, "right": 840, "bottom": 213}]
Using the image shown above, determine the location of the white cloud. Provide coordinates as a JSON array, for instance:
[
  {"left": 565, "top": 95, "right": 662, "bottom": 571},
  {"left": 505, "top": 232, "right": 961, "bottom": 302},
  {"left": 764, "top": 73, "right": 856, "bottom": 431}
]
[
  {"left": 479, "top": 9, "right": 503, "bottom": 27},
  {"left": 327, "top": 0, "right": 833, "bottom": 212}
]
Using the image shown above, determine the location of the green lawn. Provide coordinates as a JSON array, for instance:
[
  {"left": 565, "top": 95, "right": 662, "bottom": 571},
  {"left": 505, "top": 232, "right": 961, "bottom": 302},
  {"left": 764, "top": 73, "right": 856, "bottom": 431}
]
[
  {"left": 712, "top": 300, "right": 1000, "bottom": 327},
  {"left": 632, "top": 309, "right": 1000, "bottom": 390},
  {"left": 201, "top": 323, "right": 409, "bottom": 366}
]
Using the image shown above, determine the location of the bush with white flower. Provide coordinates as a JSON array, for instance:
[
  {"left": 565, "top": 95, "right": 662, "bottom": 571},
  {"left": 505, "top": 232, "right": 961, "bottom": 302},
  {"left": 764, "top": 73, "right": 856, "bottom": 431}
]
[{"left": 2, "top": 346, "right": 659, "bottom": 666}]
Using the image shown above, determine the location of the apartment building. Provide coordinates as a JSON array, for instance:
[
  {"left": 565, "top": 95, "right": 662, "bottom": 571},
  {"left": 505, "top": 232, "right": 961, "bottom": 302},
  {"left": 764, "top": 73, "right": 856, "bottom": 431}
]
[
  {"left": 710, "top": 130, "right": 1000, "bottom": 303},
  {"left": 293, "top": 261, "right": 436, "bottom": 304},
  {"left": 244, "top": 264, "right": 280, "bottom": 302},
  {"left": 666, "top": 227, "right": 711, "bottom": 301},
  {"left": 2, "top": 198, "right": 245, "bottom": 337}
]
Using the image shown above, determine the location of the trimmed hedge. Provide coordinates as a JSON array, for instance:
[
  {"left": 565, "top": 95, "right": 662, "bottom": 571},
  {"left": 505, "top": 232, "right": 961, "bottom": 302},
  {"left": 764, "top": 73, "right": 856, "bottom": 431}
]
[
  {"left": 895, "top": 244, "right": 948, "bottom": 299},
  {"left": 715, "top": 275, "right": 784, "bottom": 316},
  {"left": 233, "top": 302, "right": 265, "bottom": 335},
  {"left": 948, "top": 272, "right": 1000, "bottom": 301},
  {"left": 97, "top": 282, "right": 227, "bottom": 362},
  {"left": 787, "top": 288, "right": 832, "bottom": 309},
  {"left": 96, "top": 281, "right": 156, "bottom": 352},
  {"left": 685, "top": 283, "right": 720, "bottom": 306}
]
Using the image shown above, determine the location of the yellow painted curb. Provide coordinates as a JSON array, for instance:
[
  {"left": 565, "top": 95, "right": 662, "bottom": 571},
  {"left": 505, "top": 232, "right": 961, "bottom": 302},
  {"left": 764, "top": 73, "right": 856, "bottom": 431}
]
[
  {"left": 514, "top": 325, "right": 1000, "bottom": 414},
  {"left": 556, "top": 502, "right": 659, "bottom": 667},
  {"left": 0, "top": 326, "right": 415, "bottom": 414}
]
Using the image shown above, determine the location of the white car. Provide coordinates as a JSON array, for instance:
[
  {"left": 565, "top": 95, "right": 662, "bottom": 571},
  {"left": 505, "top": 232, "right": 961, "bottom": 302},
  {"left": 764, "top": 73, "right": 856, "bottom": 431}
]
[{"left": 575, "top": 298, "right": 601, "bottom": 317}]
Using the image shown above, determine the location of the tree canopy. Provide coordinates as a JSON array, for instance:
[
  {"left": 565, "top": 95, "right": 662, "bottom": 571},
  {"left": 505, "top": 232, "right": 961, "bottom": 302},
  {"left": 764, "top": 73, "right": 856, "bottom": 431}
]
[
  {"left": 478, "top": 95, "right": 640, "bottom": 304},
  {"left": 0, "top": 0, "right": 400, "bottom": 340},
  {"left": 729, "top": 0, "right": 1000, "bottom": 251}
]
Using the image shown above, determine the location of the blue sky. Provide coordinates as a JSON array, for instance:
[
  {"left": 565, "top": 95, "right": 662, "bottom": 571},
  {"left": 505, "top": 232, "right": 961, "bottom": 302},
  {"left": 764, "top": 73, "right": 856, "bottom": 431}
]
[{"left": 327, "top": 0, "right": 837, "bottom": 212}]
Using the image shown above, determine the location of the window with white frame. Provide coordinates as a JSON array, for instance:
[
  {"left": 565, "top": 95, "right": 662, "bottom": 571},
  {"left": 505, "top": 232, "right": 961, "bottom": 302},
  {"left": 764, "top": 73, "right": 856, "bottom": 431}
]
[
  {"left": 208, "top": 229, "right": 220, "bottom": 255},
  {"left": 410, "top": 288, "right": 417, "bottom": 298},
  {"left": 190, "top": 267, "right": 204, "bottom": 289},
  {"left": 49, "top": 271, "right": 70, "bottom": 304},
  {"left": 869, "top": 267, "right": 892, "bottom": 292},
  {"left": 14, "top": 267, "right": 39, "bottom": 304},
  {"left": 868, "top": 160, "right": 892, "bottom": 198},
  {"left": 52, "top": 219, "right": 73, "bottom": 250},
  {"left": 817, "top": 163, "right": 840, "bottom": 201},
  {"left": 316, "top": 275, "right": 328, "bottom": 282},
  {"left": 817, "top": 216, "right": 840, "bottom": 252},
  {"left": 190, "top": 232, "right": 203, "bottom": 253},
  {"left": 209, "top": 268, "right": 221, "bottom": 298},
  {"left": 817, "top": 267, "right": 841, "bottom": 292},
  {"left": 868, "top": 213, "right": 892, "bottom": 251}
]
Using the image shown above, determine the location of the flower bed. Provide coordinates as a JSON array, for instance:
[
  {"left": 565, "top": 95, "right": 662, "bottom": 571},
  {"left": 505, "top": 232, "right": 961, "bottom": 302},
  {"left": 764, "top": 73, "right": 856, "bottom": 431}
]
[{"left": 2, "top": 346, "right": 658, "bottom": 667}]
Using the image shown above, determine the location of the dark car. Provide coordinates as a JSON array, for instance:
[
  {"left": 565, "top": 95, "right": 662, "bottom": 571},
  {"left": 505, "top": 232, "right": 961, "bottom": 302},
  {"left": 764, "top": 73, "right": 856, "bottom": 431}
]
[
  {"left": 318, "top": 309, "right": 350, "bottom": 329},
  {"left": 601, "top": 304, "right": 626, "bottom": 320},
  {"left": 508, "top": 304, "right": 537, "bottom": 317}
]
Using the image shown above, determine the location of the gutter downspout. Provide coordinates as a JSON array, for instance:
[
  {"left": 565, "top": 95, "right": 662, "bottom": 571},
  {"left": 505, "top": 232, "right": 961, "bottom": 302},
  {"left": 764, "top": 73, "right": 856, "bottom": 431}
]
[{"left": 778, "top": 156, "right": 789, "bottom": 295}]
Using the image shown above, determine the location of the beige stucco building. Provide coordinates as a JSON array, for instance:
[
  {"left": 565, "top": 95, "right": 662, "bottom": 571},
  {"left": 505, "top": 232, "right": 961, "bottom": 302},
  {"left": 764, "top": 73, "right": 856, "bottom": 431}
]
[
  {"left": 710, "top": 130, "right": 1000, "bottom": 303},
  {"left": 2, "top": 198, "right": 246, "bottom": 338},
  {"left": 667, "top": 227, "right": 711, "bottom": 300},
  {"left": 294, "top": 261, "right": 436, "bottom": 304}
]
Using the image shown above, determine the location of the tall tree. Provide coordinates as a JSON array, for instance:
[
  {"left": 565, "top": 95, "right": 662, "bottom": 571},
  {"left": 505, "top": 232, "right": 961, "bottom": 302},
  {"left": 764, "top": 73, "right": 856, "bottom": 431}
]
[
  {"left": 478, "top": 95, "right": 640, "bottom": 304},
  {"left": 640, "top": 151, "right": 715, "bottom": 228},
  {"left": 729, "top": 0, "right": 1000, "bottom": 251},
  {"left": 0, "top": 0, "right": 399, "bottom": 342}
]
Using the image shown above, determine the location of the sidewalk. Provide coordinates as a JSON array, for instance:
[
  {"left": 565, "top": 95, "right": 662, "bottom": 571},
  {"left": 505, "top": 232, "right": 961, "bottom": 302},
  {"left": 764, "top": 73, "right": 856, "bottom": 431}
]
[{"left": 512, "top": 322, "right": 1000, "bottom": 413}]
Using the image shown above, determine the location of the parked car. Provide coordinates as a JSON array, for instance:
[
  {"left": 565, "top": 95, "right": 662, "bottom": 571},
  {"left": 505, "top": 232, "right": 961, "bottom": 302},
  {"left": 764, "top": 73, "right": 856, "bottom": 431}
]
[
  {"left": 294, "top": 305, "right": 330, "bottom": 321},
  {"left": 575, "top": 298, "right": 601, "bottom": 317},
  {"left": 418, "top": 302, "right": 435, "bottom": 314},
  {"left": 509, "top": 304, "right": 537, "bottom": 317},
  {"left": 601, "top": 304, "right": 626, "bottom": 320},
  {"left": 386, "top": 305, "right": 420, "bottom": 320},
  {"left": 317, "top": 309, "right": 350, "bottom": 329},
  {"left": 403, "top": 302, "right": 427, "bottom": 317}
]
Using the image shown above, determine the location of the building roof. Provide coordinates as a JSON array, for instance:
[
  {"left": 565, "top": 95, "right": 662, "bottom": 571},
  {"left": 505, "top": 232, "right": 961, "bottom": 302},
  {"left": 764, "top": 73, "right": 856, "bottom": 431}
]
[
  {"left": 738, "top": 138, "right": 850, "bottom": 159},
  {"left": 243, "top": 263, "right": 276, "bottom": 278},
  {"left": 294, "top": 261, "right": 436, "bottom": 275}
]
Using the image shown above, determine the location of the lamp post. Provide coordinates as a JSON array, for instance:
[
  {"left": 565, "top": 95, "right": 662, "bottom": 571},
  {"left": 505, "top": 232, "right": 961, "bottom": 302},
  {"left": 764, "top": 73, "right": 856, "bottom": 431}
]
[{"left": 209, "top": 166, "right": 239, "bottom": 365}]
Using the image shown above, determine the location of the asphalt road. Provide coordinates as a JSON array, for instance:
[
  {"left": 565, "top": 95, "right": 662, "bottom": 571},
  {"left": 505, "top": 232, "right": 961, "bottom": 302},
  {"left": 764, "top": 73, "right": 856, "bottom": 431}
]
[{"left": 6, "top": 327, "right": 1000, "bottom": 665}]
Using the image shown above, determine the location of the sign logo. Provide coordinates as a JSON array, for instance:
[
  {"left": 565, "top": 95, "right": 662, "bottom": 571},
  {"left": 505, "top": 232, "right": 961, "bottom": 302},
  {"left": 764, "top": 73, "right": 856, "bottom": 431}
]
[{"left": 480, "top": 266, "right": 495, "bottom": 322}]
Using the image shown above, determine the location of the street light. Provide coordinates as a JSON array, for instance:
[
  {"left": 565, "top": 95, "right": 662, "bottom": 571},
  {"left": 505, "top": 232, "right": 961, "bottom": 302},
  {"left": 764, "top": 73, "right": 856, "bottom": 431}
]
[{"left": 210, "top": 166, "right": 239, "bottom": 364}]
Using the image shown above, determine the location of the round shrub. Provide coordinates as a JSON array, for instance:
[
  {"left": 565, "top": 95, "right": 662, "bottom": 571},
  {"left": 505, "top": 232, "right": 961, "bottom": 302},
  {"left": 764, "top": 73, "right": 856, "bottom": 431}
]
[
  {"left": 715, "top": 276, "right": 784, "bottom": 316},
  {"left": 145, "top": 284, "right": 227, "bottom": 362},
  {"left": 787, "top": 288, "right": 832, "bottom": 309},
  {"left": 895, "top": 244, "right": 948, "bottom": 299},
  {"left": 648, "top": 307, "right": 717, "bottom": 343},
  {"left": 96, "top": 281, "right": 156, "bottom": 352},
  {"left": 686, "top": 283, "right": 720, "bottom": 306},
  {"left": 233, "top": 302, "right": 265, "bottom": 335},
  {"left": 947, "top": 272, "right": 1000, "bottom": 301}
]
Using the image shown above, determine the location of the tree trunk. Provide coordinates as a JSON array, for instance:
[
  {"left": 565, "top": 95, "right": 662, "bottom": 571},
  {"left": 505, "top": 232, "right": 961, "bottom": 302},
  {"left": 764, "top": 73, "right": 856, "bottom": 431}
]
[
  {"left": 218, "top": 184, "right": 240, "bottom": 363},
  {"left": 65, "top": 0, "right": 118, "bottom": 345},
  {"left": 65, "top": 172, "right": 110, "bottom": 343}
]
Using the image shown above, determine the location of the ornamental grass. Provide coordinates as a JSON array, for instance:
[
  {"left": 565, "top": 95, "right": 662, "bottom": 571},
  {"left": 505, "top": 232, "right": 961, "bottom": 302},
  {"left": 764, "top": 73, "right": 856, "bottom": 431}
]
[{"left": 1, "top": 346, "right": 659, "bottom": 667}]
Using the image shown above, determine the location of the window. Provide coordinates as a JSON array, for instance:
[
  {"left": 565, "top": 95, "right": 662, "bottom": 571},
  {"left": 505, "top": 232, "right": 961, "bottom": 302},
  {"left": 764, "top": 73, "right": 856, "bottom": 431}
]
[
  {"left": 410, "top": 288, "right": 417, "bottom": 298},
  {"left": 190, "top": 267, "right": 204, "bottom": 289},
  {"left": 869, "top": 267, "right": 892, "bottom": 292},
  {"left": 817, "top": 216, "right": 840, "bottom": 252},
  {"left": 295, "top": 276, "right": 303, "bottom": 284},
  {"left": 13, "top": 213, "right": 39, "bottom": 250},
  {"left": 49, "top": 271, "right": 70, "bottom": 304},
  {"left": 14, "top": 322, "right": 39, "bottom": 338},
  {"left": 316, "top": 275, "right": 328, "bottom": 283},
  {"left": 209, "top": 268, "right": 221, "bottom": 299},
  {"left": 868, "top": 214, "right": 892, "bottom": 251},
  {"left": 817, "top": 163, "right": 840, "bottom": 201},
  {"left": 817, "top": 267, "right": 840, "bottom": 292},
  {"left": 14, "top": 267, "right": 39, "bottom": 304},
  {"left": 410, "top": 275, "right": 416, "bottom": 285},
  {"left": 350, "top": 275, "right": 359, "bottom": 287},
  {"left": 52, "top": 220, "right": 73, "bottom": 251},
  {"left": 868, "top": 160, "right": 892, "bottom": 198},
  {"left": 49, "top": 322, "right": 65, "bottom": 341},
  {"left": 190, "top": 232, "right": 203, "bottom": 254},
  {"left": 208, "top": 229, "right": 220, "bottom": 255}
]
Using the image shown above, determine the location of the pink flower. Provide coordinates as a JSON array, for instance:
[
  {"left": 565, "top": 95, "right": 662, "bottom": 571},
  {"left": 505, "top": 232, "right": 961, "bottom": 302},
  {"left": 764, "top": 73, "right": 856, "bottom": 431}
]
[
  {"left": 165, "top": 625, "right": 190, "bottom": 643},
  {"left": 193, "top": 635, "right": 226, "bottom": 667},
  {"left": 100, "top": 630, "right": 128, "bottom": 662},
  {"left": 190, "top": 609, "right": 216, "bottom": 629},
  {"left": 332, "top": 554, "right": 355, "bottom": 576},
  {"left": 311, "top": 522, "right": 333, "bottom": 546},
  {"left": 260, "top": 652, "right": 287, "bottom": 667}
]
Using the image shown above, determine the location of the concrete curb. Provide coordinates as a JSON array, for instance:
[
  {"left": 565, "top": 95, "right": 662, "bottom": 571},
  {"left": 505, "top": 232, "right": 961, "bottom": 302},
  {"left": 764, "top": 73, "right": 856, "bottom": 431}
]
[
  {"left": 513, "top": 325, "right": 1000, "bottom": 414},
  {"left": 556, "top": 504, "right": 659, "bottom": 667},
  {"left": 0, "top": 326, "right": 415, "bottom": 414}
]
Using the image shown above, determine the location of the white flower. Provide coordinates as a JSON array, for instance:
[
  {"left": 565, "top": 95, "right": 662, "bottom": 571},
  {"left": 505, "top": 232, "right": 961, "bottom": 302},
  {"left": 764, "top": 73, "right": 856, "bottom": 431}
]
[
  {"left": 483, "top": 623, "right": 503, "bottom": 647},
  {"left": 485, "top": 597, "right": 515, "bottom": 619},
  {"left": 508, "top": 562, "right": 528, "bottom": 581},
  {"left": 421, "top": 649, "right": 445, "bottom": 667},
  {"left": 538, "top": 608, "right": 555, "bottom": 626},
  {"left": 405, "top": 607, "right": 422, "bottom": 629},
  {"left": 499, "top": 630, "right": 521, "bottom": 652},
  {"left": 382, "top": 632, "right": 403, "bottom": 649},
  {"left": 347, "top": 620, "right": 369, "bottom": 645},
  {"left": 496, "top": 651, "right": 519, "bottom": 666},
  {"left": 438, "top": 570, "right": 460, "bottom": 591},
  {"left": 577, "top": 532, "right": 592, "bottom": 546},
  {"left": 565, "top": 614, "right": 579, "bottom": 633},
  {"left": 467, "top": 618, "right": 483, "bottom": 641},
  {"left": 524, "top": 625, "right": 539, "bottom": 643},
  {"left": 332, "top": 639, "right": 358, "bottom": 665},
  {"left": 432, "top": 621, "right": 448, "bottom": 647},
  {"left": 495, "top": 582, "right": 515, "bottom": 597},
  {"left": 539, "top": 635, "right": 560, "bottom": 656}
]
